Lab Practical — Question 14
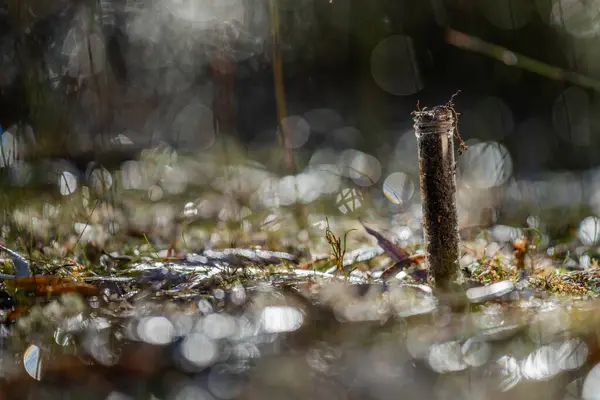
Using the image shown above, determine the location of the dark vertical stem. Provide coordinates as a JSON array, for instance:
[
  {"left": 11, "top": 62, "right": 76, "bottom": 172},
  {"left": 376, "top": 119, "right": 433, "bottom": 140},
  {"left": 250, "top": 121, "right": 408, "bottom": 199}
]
[
  {"left": 210, "top": 51, "right": 237, "bottom": 138},
  {"left": 413, "top": 106, "right": 461, "bottom": 289},
  {"left": 269, "top": 0, "right": 296, "bottom": 173},
  {"left": 269, "top": 0, "right": 310, "bottom": 241}
]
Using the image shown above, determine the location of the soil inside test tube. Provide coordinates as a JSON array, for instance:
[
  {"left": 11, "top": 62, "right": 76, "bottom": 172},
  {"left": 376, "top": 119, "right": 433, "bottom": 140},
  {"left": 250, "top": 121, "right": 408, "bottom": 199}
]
[{"left": 412, "top": 105, "right": 461, "bottom": 290}]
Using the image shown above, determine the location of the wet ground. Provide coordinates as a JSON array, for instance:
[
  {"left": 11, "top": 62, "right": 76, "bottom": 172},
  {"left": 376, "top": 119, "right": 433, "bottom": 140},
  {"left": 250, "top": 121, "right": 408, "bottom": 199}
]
[
  {"left": 0, "top": 145, "right": 596, "bottom": 399},
  {"left": 0, "top": 239, "right": 596, "bottom": 400}
]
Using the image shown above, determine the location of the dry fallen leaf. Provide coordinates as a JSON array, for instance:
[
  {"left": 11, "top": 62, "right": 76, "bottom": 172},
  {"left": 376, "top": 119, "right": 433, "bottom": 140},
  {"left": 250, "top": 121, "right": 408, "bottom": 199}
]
[
  {"left": 361, "top": 223, "right": 426, "bottom": 281},
  {"left": 8, "top": 276, "right": 100, "bottom": 296},
  {"left": 362, "top": 223, "right": 410, "bottom": 263}
]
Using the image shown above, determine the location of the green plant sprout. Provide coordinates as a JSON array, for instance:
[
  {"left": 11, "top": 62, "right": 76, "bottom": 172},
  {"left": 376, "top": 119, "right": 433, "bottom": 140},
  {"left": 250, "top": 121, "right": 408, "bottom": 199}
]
[{"left": 324, "top": 218, "right": 356, "bottom": 279}]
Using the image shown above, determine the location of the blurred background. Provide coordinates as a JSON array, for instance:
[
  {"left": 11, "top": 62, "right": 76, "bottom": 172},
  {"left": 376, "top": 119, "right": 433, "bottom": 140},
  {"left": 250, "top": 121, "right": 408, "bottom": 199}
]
[
  {"left": 1, "top": 0, "right": 600, "bottom": 249},
  {"left": 4, "top": 2, "right": 600, "bottom": 398}
]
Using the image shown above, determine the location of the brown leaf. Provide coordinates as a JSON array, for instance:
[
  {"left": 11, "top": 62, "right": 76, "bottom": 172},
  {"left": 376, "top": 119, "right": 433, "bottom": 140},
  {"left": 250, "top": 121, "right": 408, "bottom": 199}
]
[
  {"left": 362, "top": 223, "right": 410, "bottom": 262},
  {"left": 9, "top": 276, "right": 100, "bottom": 296},
  {"left": 362, "top": 223, "right": 426, "bottom": 280},
  {"left": 381, "top": 254, "right": 427, "bottom": 281},
  {"left": 7, "top": 305, "right": 30, "bottom": 322}
]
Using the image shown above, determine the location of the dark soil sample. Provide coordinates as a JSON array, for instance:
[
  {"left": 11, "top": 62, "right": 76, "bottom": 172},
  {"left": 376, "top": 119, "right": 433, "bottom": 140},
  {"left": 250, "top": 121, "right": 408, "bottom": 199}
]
[{"left": 412, "top": 104, "right": 462, "bottom": 290}]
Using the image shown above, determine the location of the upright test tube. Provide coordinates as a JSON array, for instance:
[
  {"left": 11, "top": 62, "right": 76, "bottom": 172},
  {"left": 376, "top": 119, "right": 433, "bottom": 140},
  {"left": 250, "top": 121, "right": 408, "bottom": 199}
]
[{"left": 412, "top": 106, "right": 461, "bottom": 289}]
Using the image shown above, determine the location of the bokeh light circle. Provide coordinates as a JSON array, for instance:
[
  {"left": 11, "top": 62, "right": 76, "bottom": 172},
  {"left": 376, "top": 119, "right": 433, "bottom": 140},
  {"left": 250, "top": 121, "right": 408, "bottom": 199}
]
[
  {"left": 479, "top": 0, "right": 533, "bottom": 30},
  {"left": 383, "top": 172, "right": 415, "bottom": 205},
  {"left": 172, "top": 102, "right": 216, "bottom": 151},
  {"left": 459, "top": 142, "right": 513, "bottom": 189},
  {"left": 552, "top": 86, "right": 591, "bottom": 146},
  {"left": 279, "top": 116, "right": 311, "bottom": 149},
  {"left": 371, "top": 35, "right": 424, "bottom": 96},
  {"left": 550, "top": 0, "right": 600, "bottom": 38}
]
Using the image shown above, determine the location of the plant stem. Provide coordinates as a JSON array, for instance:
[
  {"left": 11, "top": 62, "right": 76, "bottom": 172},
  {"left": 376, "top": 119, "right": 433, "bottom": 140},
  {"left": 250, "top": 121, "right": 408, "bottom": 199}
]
[
  {"left": 269, "top": 0, "right": 296, "bottom": 174},
  {"left": 269, "top": 0, "right": 310, "bottom": 244}
]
